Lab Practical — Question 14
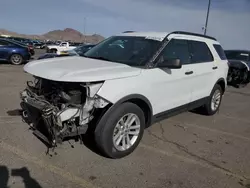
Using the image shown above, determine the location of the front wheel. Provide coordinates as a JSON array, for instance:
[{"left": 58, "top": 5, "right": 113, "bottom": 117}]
[
  {"left": 10, "top": 54, "right": 23, "bottom": 65},
  {"left": 95, "top": 102, "right": 145, "bottom": 159},
  {"left": 203, "top": 84, "right": 223, "bottom": 115}
]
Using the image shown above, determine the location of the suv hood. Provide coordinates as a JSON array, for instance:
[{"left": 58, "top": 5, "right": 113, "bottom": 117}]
[{"left": 24, "top": 56, "right": 142, "bottom": 82}]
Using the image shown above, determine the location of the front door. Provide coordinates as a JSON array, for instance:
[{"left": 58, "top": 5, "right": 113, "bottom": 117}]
[{"left": 148, "top": 39, "right": 196, "bottom": 114}]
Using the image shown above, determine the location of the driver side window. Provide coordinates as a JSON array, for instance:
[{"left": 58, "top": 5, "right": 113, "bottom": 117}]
[{"left": 160, "top": 39, "right": 191, "bottom": 64}]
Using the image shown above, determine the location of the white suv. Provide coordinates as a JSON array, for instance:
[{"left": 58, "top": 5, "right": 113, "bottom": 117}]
[{"left": 20, "top": 31, "right": 229, "bottom": 159}]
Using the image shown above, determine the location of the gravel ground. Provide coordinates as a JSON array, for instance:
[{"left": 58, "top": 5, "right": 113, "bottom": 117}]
[{"left": 0, "top": 52, "right": 250, "bottom": 188}]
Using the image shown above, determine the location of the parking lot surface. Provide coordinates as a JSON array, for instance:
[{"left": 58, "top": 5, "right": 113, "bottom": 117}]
[{"left": 0, "top": 60, "right": 250, "bottom": 188}]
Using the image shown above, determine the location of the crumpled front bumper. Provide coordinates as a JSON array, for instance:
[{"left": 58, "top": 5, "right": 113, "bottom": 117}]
[
  {"left": 20, "top": 89, "right": 58, "bottom": 146},
  {"left": 20, "top": 89, "right": 88, "bottom": 147}
]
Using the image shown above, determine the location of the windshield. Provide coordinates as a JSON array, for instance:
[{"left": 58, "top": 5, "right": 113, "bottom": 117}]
[
  {"left": 84, "top": 36, "right": 161, "bottom": 66},
  {"left": 73, "top": 45, "right": 95, "bottom": 56}
]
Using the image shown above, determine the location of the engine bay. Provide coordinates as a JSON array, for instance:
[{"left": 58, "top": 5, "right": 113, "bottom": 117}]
[{"left": 20, "top": 77, "right": 109, "bottom": 148}]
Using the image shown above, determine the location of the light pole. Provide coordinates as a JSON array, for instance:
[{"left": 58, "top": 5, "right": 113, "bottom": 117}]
[
  {"left": 83, "top": 17, "right": 86, "bottom": 43},
  {"left": 203, "top": 0, "right": 211, "bottom": 35}
]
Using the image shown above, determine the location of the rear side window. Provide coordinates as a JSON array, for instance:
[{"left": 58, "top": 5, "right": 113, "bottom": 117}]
[
  {"left": 213, "top": 44, "right": 227, "bottom": 60},
  {"left": 189, "top": 41, "right": 214, "bottom": 63}
]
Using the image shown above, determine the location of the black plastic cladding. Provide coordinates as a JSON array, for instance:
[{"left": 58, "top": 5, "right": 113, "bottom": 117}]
[
  {"left": 170, "top": 31, "right": 217, "bottom": 41},
  {"left": 122, "top": 31, "right": 136, "bottom": 33}
]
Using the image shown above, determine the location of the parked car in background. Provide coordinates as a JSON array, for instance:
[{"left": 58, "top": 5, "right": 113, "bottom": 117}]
[
  {"left": 12, "top": 40, "right": 35, "bottom": 56},
  {"left": 32, "top": 40, "right": 46, "bottom": 49},
  {"left": 225, "top": 49, "right": 250, "bottom": 87},
  {"left": 70, "top": 42, "right": 84, "bottom": 47},
  {"left": 38, "top": 50, "right": 78, "bottom": 59},
  {"left": 61, "top": 44, "right": 96, "bottom": 56},
  {"left": 225, "top": 50, "right": 250, "bottom": 62},
  {"left": 46, "top": 41, "right": 78, "bottom": 54},
  {"left": 0, "top": 38, "right": 31, "bottom": 65},
  {"left": 38, "top": 44, "right": 95, "bottom": 59}
]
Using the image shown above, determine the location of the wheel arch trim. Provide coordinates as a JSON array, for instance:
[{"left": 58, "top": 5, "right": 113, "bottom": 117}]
[
  {"left": 95, "top": 94, "right": 154, "bottom": 134},
  {"left": 215, "top": 78, "right": 226, "bottom": 93}
]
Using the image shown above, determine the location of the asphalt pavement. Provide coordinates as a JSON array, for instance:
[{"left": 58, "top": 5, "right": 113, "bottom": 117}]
[{"left": 0, "top": 53, "right": 250, "bottom": 188}]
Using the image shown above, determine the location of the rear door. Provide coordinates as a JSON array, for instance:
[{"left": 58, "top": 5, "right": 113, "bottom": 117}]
[{"left": 187, "top": 40, "right": 216, "bottom": 101}]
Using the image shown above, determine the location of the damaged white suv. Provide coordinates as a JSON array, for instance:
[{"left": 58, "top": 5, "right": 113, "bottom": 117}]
[{"left": 20, "top": 31, "right": 229, "bottom": 158}]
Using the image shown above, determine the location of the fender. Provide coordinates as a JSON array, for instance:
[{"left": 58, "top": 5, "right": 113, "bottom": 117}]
[
  {"left": 95, "top": 94, "right": 153, "bottom": 133},
  {"left": 109, "top": 94, "right": 153, "bottom": 114}
]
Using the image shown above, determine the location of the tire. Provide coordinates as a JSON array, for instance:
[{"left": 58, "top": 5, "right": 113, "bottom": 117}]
[
  {"left": 95, "top": 102, "right": 145, "bottom": 159},
  {"left": 203, "top": 84, "right": 223, "bottom": 115},
  {"left": 10, "top": 54, "right": 23, "bottom": 65}
]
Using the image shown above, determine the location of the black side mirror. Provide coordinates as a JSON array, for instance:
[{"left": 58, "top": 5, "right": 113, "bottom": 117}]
[{"left": 158, "top": 57, "right": 182, "bottom": 69}]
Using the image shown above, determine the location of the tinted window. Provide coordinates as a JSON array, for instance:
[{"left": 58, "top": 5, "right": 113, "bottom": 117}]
[
  {"left": 225, "top": 51, "right": 249, "bottom": 61},
  {"left": 213, "top": 44, "right": 227, "bottom": 60},
  {"left": 160, "top": 39, "right": 190, "bottom": 64},
  {"left": 0, "top": 40, "right": 10, "bottom": 46},
  {"left": 8, "top": 40, "right": 25, "bottom": 47},
  {"left": 189, "top": 41, "right": 214, "bottom": 63}
]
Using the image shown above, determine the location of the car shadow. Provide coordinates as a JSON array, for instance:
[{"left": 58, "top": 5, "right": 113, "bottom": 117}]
[
  {"left": 0, "top": 61, "right": 11, "bottom": 65},
  {"left": 0, "top": 165, "right": 42, "bottom": 188},
  {"left": 6, "top": 107, "right": 107, "bottom": 158},
  {"left": 189, "top": 107, "right": 208, "bottom": 116},
  {"left": 6, "top": 109, "right": 23, "bottom": 116}
]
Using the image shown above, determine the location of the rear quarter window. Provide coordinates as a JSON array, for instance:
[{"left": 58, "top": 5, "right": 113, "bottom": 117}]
[{"left": 213, "top": 44, "right": 227, "bottom": 60}]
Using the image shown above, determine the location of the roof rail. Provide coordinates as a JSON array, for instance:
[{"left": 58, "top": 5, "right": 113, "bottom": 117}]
[
  {"left": 122, "top": 31, "right": 135, "bottom": 33},
  {"left": 169, "top": 31, "right": 217, "bottom": 41}
]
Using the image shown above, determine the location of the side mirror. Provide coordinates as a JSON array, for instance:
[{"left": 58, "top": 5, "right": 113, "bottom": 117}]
[{"left": 158, "top": 57, "right": 182, "bottom": 69}]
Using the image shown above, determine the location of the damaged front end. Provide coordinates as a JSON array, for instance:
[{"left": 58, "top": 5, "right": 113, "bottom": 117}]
[
  {"left": 227, "top": 60, "right": 250, "bottom": 88},
  {"left": 20, "top": 77, "right": 110, "bottom": 147}
]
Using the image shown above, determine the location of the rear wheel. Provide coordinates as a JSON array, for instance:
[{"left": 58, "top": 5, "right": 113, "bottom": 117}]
[
  {"left": 95, "top": 102, "right": 145, "bottom": 159},
  {"left": 203, "top": 84, "right": 223, "bottom": 115},
  {"left": 10, "top": 54, "right": 23, "bottom": 65}
]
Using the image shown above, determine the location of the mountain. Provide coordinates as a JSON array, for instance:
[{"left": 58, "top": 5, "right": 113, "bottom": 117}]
[{"left": 0, "top": 28, "right": 105, "bottom": 44}]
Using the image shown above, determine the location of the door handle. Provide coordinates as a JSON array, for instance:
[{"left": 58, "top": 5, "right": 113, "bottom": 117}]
[
  {"left": 212, "top": 66, "right": 218, "bottom": 70},
  {"left": 185, "top": 71, "right": 193, "bottom": 75}
]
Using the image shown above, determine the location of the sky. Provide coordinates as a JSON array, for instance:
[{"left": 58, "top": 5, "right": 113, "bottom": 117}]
[{"left": 0, "top": 0, "right": 250, "bottom": 49}]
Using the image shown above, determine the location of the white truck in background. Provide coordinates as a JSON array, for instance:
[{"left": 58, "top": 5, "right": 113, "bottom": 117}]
[{"left": 46, "top": 42, "right": 78, "bottom": 54}]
